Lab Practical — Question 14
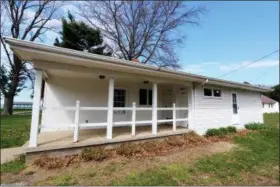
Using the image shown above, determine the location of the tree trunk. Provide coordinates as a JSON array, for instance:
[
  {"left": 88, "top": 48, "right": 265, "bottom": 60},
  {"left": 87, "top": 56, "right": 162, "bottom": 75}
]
[
  {"left": 2, "top": 55, "right": 21, "bottom": 115},
  {"left": 2, "top": 96, "right": 14, "bottom": 115}
]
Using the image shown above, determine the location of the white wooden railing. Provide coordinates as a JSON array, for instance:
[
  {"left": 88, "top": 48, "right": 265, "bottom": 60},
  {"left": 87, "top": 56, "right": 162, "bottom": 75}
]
[{"left": 44, "top": 100, "right": 188, "bottom": 142}]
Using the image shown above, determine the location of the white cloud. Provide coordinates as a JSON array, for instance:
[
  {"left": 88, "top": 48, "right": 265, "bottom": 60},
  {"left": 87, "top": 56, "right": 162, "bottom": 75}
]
[
  {"left": 45, "top": 19, "right": 61, "bottom": 28},
  {"left": 183, "top": 64, "right": 204, "bottom": 73},
  {"left": 183, "top": 62, "right": 220, "bottom": 74},
  {"left": 220, "top": 60, "right": 279, "bottom": 71},
  {"left": 24, "top": 9, "right": 36, "bottom": 20}
]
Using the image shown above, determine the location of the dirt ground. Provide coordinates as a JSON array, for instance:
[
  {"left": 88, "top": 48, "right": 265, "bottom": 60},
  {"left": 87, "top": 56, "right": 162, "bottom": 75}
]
[{"left": 1, "top": 141, "right": 235, "bottom": 186}]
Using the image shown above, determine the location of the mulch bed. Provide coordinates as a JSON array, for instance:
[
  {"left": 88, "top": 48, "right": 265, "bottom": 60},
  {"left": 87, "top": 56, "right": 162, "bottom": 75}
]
[{"left": 33, "top": 130, "right": 248, "bottom": 170}]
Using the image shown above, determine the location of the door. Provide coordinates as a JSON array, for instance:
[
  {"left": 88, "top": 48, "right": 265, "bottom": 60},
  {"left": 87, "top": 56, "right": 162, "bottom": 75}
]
[
  {"left": 162, "top": 88, "right": 173, "bottom": 119},
  {"left": 232, "top": 93, "right": 240, "bottom": 124}
]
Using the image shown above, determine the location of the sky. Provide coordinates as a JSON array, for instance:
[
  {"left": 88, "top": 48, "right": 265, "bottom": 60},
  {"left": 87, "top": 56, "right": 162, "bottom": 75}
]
[{"left": 1, "top": 1, "right": 279, "bottom": 102}]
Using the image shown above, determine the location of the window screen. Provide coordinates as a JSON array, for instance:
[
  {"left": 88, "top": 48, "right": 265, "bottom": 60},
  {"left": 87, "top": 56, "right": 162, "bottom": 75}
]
[
  {"left": 213, "top": 89, "right": 221, "bottom": 97},
  {"left": 232, "top": 93, "right": 238, "bottom": 114},
  {"left": 139, "top": 89, "right": 152, "bottom": 105},
  {"left": 114, "top": 89, "right": 126, "bottom": 107},
  {"left": 204, "top": 88, "right": 212, "bottom": 96},
  {"left": 148, "top": 90, "right": 153, "bottom": 105},
  {"left": 139, "top": 89, "right": 147, "bottom": 105}
]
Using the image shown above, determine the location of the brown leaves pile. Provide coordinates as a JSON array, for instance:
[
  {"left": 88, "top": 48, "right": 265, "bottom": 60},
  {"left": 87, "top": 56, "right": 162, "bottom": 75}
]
[
  {"left": 33, "top": 130, "right": 243, "bottom": 169},
  {"left": 33, "top": 155, "right": 80, "bottom": 169}
]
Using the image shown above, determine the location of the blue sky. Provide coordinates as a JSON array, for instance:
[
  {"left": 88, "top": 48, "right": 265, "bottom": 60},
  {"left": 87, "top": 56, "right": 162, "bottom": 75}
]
[
  {"left": 2, "top": 1, "right": 279, "bottom": 102},
  {"left": 178, "top": 1, "right": 279, "bottom": 85}
]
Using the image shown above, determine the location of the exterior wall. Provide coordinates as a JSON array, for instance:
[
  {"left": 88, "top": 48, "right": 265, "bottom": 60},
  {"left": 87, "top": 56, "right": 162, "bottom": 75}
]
[
  {"left": 262, "top": 103, "right": 279, "bottom": 113},
  {"left": 41, "top": 76, "right": 189, "bottom": 131},
  {"left": 193, "top": 85, "right": 263, "bottom": 134}
]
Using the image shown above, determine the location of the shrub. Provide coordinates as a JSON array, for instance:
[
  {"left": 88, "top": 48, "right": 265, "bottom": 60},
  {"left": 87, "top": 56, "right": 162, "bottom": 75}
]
[
  {"left": 227, "top": 126, "right": 237, "bottom": 133},
  {"left": 206, "top": 126, "right": 237, "bottom": 137},
  {"left": 219, "top": 127, "right": 229, "bottom": 135},
  {"left": 245, "top": 123, "right": 266, "bottom": 130},
  {"left": 80, "top": 147, "right": 108, "bottom": 161},
  {"left": 205, "top": 128, "right": 221, "bottom": 136}
]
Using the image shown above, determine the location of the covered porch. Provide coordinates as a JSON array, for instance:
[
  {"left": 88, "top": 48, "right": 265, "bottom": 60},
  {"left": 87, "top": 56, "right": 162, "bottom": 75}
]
[{"left": 28, "top": 61, "right": 195, "bottom": 149}]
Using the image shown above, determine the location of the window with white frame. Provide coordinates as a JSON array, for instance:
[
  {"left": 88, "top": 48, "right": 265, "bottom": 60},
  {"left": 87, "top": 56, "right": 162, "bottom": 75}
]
[
  {"left": 204, "top": 88, "right": 222, "bottom": 98},
  {"left": 139, "top": 89, "right": 152, "bottom": 105},
  {"left": 114, "top": 89, "right": 126, "bottom": 114}
]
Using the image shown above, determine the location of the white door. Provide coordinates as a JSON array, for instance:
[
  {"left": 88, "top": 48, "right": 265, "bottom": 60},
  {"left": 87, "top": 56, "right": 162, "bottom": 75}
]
[
  {"left": 162, "top": 88, "right": 173, "bottom": 119},
  {"left": 232, "top": 93, "right": 240, "bottom": 124}
]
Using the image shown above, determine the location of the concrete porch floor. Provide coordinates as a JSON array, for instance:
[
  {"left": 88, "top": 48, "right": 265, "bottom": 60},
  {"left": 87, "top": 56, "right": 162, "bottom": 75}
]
[{"left": 26, "top": 124, "right": 190, "bottom": 153}]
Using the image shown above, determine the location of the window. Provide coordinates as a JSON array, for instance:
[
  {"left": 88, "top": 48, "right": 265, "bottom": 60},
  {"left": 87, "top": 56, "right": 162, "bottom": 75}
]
[
  {"left": 139, "top": 89, "right": 152, "bottom": 105},
  {"left": 232, "top": 93, "right": 238, "bottom": 114},
  {"left": 213, "top": 89, "right": 221, "bottom": 97},
  {"left": 204, "top": 88, "right": 212, "bottom": 96},
  {"left": 114, "top": 89, "right": 126, "bottom": 114},
  {"left": 204, "top": 88, "right": 222, "bottom": 98}
]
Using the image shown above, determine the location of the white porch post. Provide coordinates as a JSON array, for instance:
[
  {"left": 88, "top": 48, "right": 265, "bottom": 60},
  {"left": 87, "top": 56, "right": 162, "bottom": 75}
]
[
  {"left": 173, "top": 103, "right": 176, "bottom": 131},
  {"left": 187, "top": 86, "right": 195, "bottom": 130},
  {"left": 152, "top": 83, "right": 158, "bottom": 135},
  {"left": 73, "top": 100, "right": 80, "bottom": 142},
  {"left": 29, "top": 69, "right": 43, "bottom": 147},
  {"left": 131, "top": 102, "right": 136, "bottom": 136},
  {"left": 106, "top": 77, "right": 114, "bottom": 139}
]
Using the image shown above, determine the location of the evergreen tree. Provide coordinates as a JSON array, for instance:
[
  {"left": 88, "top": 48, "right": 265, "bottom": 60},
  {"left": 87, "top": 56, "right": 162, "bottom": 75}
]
[
  {"left": 54, "top": 12, "right": 112, "bottom": 56},
  {"left": 264, "top": 84, "right": 280, "bottom": 102}
]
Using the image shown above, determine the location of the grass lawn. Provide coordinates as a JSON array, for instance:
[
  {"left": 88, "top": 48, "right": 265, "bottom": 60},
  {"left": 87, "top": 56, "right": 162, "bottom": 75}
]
[
  {"left": 1, "top": 115, "right": 31, "bottom": 148},
  {"left": 264, "top": 112, "right": 279, "bottom": 128},
  {"left": 1, "top": 113, "right": 279, "bottom": 185},
  {"left": 112, "top": 123, "right": 279, "bottom": 186},
  {"left": 1, "top": 155, "right": 26, "bottom": 174}
]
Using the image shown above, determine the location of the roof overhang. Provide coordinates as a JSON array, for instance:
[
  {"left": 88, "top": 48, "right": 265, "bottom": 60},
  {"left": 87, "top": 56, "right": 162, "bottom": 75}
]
[{"left": 4, "top": 37, "right": 273, "bottom": 93}]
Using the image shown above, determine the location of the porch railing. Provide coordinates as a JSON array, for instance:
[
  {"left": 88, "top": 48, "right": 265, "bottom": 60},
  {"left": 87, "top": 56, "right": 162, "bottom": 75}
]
[{"left": 44, "top": 100, "right": 188, "bottom": 142}]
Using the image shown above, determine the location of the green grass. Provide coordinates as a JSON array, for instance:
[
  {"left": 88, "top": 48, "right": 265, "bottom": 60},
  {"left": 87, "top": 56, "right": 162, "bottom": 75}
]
[
  {"left": 48, "top": 174, "right": 78, "bottom": 186},
  {"left": 1, "top": 115, "right": 31, "bottom": 148},
  {"left": 1, "top": 155, "right": 26, "bottom": 174},
  {"left": 264, "top": 112, "right": 279, "bottom": 128},
  {"left": 113, "top": 123, "right": 279, "bottom": 185}
]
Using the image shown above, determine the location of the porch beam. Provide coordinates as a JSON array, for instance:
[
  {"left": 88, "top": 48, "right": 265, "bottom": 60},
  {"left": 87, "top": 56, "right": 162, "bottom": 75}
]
[
  {"left": 152, "top": 83, "right": 158, "bottom": 135},
  {"left": 106, "top": 77, "right": 114, "bottom": 139},
  {"left": 29, "top": 69, "right": 43, "bottom": 147},
  {"left": 34, "top": 60, "right": 192, "bottom": 86}
]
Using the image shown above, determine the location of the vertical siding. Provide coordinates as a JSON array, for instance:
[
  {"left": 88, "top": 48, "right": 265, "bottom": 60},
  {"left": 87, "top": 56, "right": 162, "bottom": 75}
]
[{"left": 193, "top": 85, "right": 263, "bottom": 134}]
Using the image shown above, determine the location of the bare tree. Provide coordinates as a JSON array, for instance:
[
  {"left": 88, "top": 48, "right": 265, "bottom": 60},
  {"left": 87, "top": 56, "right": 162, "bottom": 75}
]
[
  {"left": 79, "top": 1, "right": 205, "bottom": 68},
  {"left": 0, "top": 0, "right": 62, "bottom": 115}
]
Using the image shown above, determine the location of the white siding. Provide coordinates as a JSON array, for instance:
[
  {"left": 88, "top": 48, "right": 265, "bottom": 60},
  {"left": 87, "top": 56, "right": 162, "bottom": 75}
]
[
  {"left": 193, "top": 85, "right": 263, "bottom": 134},
  {"left": 262, "top": 103, "right": 279, "bottom": 113},
  {"left": 41, "top": 76, "right": 190, "bottom": 131}
]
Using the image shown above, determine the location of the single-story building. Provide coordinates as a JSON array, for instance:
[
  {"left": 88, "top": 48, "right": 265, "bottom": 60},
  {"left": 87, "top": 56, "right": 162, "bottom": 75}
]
[
  {"left": 5, "top": 38, "right": 272, "bottom": 150},
  {"left": 261, "top": 95, "right": 279, "bottom": 113}
]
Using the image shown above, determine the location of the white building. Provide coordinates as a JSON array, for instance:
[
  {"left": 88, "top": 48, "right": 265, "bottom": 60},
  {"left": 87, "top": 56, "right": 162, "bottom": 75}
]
[
  {"left": 5, "top": 38, "right": 272, "bottom": 149},
  {"left": 261, "top": 95, "right": 279, "bottom": 113}
]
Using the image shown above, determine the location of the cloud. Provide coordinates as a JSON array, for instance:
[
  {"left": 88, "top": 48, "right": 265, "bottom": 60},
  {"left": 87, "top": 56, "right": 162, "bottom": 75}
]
[
  {"left": 183, "top": 64, "right": 204, "bottom": 74},
  {"left": 220, "top": 60, "right": 279, "bottom": 71},
  {"left": 45, "top": 19, "right": 61, "bottom": 28},
  {"left": 183, "top": 62, "right": 220, "bottom": 74}
]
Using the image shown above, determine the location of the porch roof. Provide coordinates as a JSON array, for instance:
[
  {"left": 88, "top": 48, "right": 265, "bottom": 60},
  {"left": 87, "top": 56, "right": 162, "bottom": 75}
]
[{"left": 4, "top": 37, "right": 272, "bottom": 92}]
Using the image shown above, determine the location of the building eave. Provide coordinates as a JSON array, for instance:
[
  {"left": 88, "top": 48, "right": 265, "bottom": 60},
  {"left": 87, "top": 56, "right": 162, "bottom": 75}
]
[{"left": 4, "top": 37, "right": 273, "bottom": 93}]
